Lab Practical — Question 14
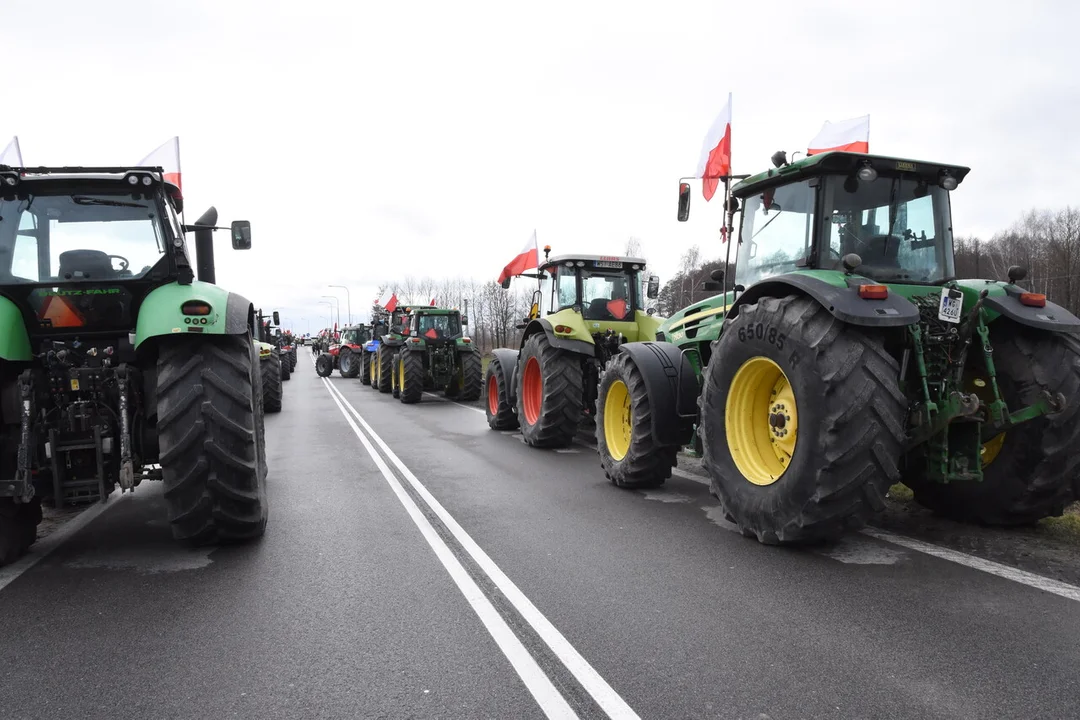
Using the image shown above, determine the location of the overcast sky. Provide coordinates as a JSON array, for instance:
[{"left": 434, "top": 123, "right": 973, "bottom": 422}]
[{"left": 4, "top": 0, "right": 1078, "bottom": 331}]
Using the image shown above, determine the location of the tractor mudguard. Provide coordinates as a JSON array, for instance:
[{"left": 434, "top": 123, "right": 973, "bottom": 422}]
[
  {"left": 616, "top": 342, "right": 697, "bottom": 446},
  {"left": 0, "top": 294, "right": 32, "bottom": 361},
  {"left": 730, "top": 274, "right": 919, "bottom": 328},
  {"left": 135, "top": 281, "right": 252, "bottom": 350},
  {"left": 490, "top": 347, "right": 520, "bottom": 405},
  {"left": 982, "top": 293, "right": 1080, "bottom": 333},
  {"left": 524, "top": 319, "right": 595, "bottom": 356}
]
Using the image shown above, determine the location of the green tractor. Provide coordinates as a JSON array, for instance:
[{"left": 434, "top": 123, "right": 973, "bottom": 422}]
[
  {"left": 254, "top": 309, "right": 285, "bottom": 412},
  {"left": 0, "top": 163, "right": 268, "bottom": 565},
  {"left": 390, "top": 306, "right": 482, "bottom": 404},
  {"left": 594, "top": 150, "right": 1080, "bottom": 544},
  {"left": 485, "top": 250, "right": 663, "bottom": 452},
  {"left": 374, "top": 307, "right": 410, "bottom": 394}
]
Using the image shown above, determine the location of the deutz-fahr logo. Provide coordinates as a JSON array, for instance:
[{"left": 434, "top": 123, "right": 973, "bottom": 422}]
[{"left": 39, "top": 288, "right": 122, "bottom": 297}]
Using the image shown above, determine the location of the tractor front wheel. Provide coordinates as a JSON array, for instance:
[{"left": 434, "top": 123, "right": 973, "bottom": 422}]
[
  {"left": 157, "top": 335, "right": 269, "bottom": 545},
  {"left": 377, "top": 347, "right": 394, "bottom": 393},
  {"left": 485, "top": 355, "right": 519, "bottom": 430},
  {"left": 262, "top": 350, "right": 284, "bottom": 413},
  {"left": 596, "top": 352, "right": 678, "bottom": 489},
  {"left": 339, "top": 348, "right": 359, "bottom": 378},
  {"left": 315, "top": 352, "right": 334, "bottom": 378},
  {"left": 517, "top": 332, "right": 583, "bottom": 448},
  {"left": 400, "top": 351, "right": 424, "bottom": 404},
  {"left": 702, "top": 295, "right": 906, "bottom": 545},
  {"left": 905, "top": 324, "right": 1080, "bottom": 525}
]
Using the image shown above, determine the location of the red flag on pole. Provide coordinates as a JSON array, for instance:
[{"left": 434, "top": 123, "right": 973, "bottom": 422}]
[
  {"left": 808, "top": 115, "right": 869, "bottom": 155},
  {"left": 498, "top": 231, "right": 539, "bottom": 285},
  {"left": 138, "top": 137, "right": 182, "bottom": 196},
  {"left": 696, "top": 93, "right": 732, "bottom": 202},
  {"left": 0, "top": 136, "right": 23, "bottom": 167}
]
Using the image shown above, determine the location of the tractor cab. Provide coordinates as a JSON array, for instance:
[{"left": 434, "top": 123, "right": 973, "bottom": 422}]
[
  {"left": 406, "top": 308, "right": 463, "bottom": 345},
  {"left": 338, "top": 324, "right": 370, "bottom": 349},
  {"left": 536, "top": 255, "right": 660, "bottom": 325}
]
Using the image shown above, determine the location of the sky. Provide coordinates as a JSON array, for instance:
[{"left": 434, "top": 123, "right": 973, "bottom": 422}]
[{"left": 3, "top": 0, "right": 1078, "bottom": 332}]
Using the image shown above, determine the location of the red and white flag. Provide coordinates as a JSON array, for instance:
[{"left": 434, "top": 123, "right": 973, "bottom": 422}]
[
  {"left": 497, "top": 230, "right": 539, "bottom": 285},
  {"left": 138, "top": 137, "right": 182, "bottom": 193},
  {"left": 377, "top": 288, "right": 399, "bottom": 312},
  {"left": 0, "top": 136, "right": 23, "bottom": 167},
  {"left": 808, "top": 115, "right": 869, "bottom": 155},
  {"left": 429, "top": 297, "right": 436, "bottom": 306},
  {"left": 696, "top": 93, "right": 732, "bottom": 202}
]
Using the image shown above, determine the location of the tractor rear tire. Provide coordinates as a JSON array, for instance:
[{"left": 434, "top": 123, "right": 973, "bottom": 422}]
[
  {"left": 0, "top": 497, "right": 41, "bottom": 567},
  {"left": 339, "top": 348, "right": 360, "bottom": 378},
  {"left": 458, "top": 351, "right": 483, "bottom": 402},
  {"left": 905, "top": 324, "right": 1080, "bottom": 525},
  {"left": 262, "top": 351, "right": 283, "bottom": 413},
  {"left": 400, "top": 351, "right": 424, "bottom": 404},
  {"left": 360, "top": 351, "right": 372, "bottom": 385},
  {"left": 701, "top": 295, "right": 906, "bottom": 545},
  {"left": 596, "top": 352, "right": 677, "bottom": 489},
  {"left": 485, "top": 355, "right": 519, "bottom": 430},
  {"left": 281, "top": 355, "right": 292, "bottom": 381},
  {"left": 378, "top": 347, "right": 394, "bottom": 393},
  {"left": 517, "top": 332, "right": 583, "bottom": 448},
  {"left": 157, "top": 335, "right": 269, "bottom": 545},
  {"left": 315, "top": 352, "right": 334, "bottom": 378}
]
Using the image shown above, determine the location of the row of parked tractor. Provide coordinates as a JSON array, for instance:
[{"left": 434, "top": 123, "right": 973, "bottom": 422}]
[{"left": 317, "top": 149, "right": 1080, "bottom": 548}]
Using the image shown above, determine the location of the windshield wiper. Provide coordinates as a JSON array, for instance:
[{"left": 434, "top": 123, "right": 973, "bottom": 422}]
[{"left": 72, "top": 196, "right": 146, "bottom": 208}]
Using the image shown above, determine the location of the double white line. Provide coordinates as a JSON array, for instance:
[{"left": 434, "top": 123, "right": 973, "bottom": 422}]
[{"left": 320, "top": 377, "right": 641, "bottom": 720}]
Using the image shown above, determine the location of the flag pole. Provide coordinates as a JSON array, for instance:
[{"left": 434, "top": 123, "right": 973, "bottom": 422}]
[{"left": 722, "top": 93, "right": 734, "bottom": 301}]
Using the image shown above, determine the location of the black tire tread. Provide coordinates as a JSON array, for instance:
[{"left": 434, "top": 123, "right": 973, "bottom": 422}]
[
  {"left": 262, "top": 350, "right": 283, "bottom": 412},
  {"left": 377, "top": 346, "right": 394, "bottom": 393},
  {"left": 459, "top": 351, "right": 483, "bottom": 401},
  {"left": 518, "top": 333, "right": 583, "bottom": 448},
  {"left": 485, "top": 356, "right": 519, "bottom": 430},
  {"left": 339, "top": 348, "right": 360, "bottom": 378},
  {"left": 400, "top": 351, "right": 423, "bottom": 404}
]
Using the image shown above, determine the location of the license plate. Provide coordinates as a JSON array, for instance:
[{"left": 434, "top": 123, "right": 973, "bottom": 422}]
[
  {"left": 594, "top": 260, "right": 622, "bottom": 269},
  {"left": 938, "top": 288, "right": 963, "bottom": 323}
]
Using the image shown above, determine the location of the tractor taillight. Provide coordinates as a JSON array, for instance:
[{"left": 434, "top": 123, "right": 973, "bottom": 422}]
[
  {"left": 554, "top": 324, "right": 573, "bottom": 334},
  {"left": 410, "top": 337, "right": 421, "bottom": 343},
  {"left": 858, "top": 284, "right": 889, "bottom": 300},
  {"left": 462, "top": 338, "right": 471, "bottom": 343},
  {"left": 181, "top": 301, "right": 213, "bottom": 316},
  {"left": 1019, "top": 292, "right": 1046, "bottom": 307}
]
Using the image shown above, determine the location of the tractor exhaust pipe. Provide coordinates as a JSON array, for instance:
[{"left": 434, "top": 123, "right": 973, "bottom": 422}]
[{"left": 193, "top": 206, "right": 218, "bottom": 285}]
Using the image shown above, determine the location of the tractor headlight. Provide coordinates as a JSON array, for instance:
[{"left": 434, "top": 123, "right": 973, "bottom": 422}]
[{"left": 856, "top": 162, "right": 877, "bottom": 182}]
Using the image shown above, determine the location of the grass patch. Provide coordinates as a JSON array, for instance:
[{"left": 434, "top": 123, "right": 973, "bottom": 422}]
[
  {"left": 888, "top": 483, "right": 914, "bottom": 502},
  {"left": 481, "top": 355, "right": 491, "bottom": 374},
  {"left": 1039, "top": 502, "right": 1080, "bottom": 543}
]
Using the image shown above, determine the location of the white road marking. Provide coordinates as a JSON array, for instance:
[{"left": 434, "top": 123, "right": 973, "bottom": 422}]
[
  {"left": 423, "top": 391, "right": 486, "bottom": 414},
  {"left": 861, "top": 527, "right": 1080, "bottom": 602},
  {"left": 323, "top": 380, "right": 642, "bottom": 720},
  {"left": 0, "top": 492, "right": 128, "bottom": 592},
  {"left": 320, "top": 379, "right": 579, "bottom": 719}
]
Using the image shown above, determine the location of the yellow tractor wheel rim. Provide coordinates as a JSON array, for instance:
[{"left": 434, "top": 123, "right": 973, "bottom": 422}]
[
  {"left": 399, "top": 358, "right": 405, "bottom": 390},
  {"left": 982, "top": 432, "right": 1005, "bottom": 467},
  {"left": 725, "top": 356, "right": 798, "bottom": 486},
  {"left": 603, "top": 379, "right": 632, "bottom": 461}
]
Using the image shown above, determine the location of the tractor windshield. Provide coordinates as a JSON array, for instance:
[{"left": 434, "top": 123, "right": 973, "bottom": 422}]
[
  {"left": 735, "top": 180, "right": 816, "bottom": 286},
  {"left": 0, "top": 191, "right": 171, "bottom": 284},
  {"left": 819, "top": 174, "right": 955, "bottom": 282},
  {"left": 580, "top": 270, "right": 640, "bottom": 321},
  {"left": 417, "top": 313, "right": 461, "bottom": 340}
]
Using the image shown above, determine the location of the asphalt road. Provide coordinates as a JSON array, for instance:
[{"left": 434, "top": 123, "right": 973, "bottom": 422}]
[{"left": 1, "top": 353, "right": 1078, "bottom": 720}]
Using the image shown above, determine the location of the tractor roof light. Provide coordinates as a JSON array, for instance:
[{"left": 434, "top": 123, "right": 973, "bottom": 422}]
[
  {"left": 181, "top": 300, "right": 213, "bottom": 316},
  {"left": 858, "top": 284, "right": 889, "bottom": 300},
  {"left": 1019, "top": 292, "right": 1046, "bottom": 308},
  {"left": 856, "top": 162, "right": 878, "bottom": 183},
  {"left": 940, "top": 171, "right": 959, "bottom": 191},
  {"left": 0, "top": 172, "right": 19, "bottom": 187}
]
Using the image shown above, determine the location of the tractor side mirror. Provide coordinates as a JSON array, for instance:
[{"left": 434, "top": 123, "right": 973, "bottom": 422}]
[
  {"left": 462, "top": 314, "right": 469, "bottom": 327},
  {"left": 231, "top": 220, "right": 252, "bottom": 250},
  {"left": 646, "top": 275, "right": 660, "bottom": 299},
  {"left": 272, "top": 310, "right": 280, "bottom": 325},
  {"left": 677, "top": 182, "right": 691, "bottom": 222}
]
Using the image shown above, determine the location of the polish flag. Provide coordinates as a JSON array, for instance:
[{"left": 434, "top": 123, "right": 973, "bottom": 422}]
[
  {"left": 0, "top": 136, "right": 23, "bottom": 167},
  {"left": 497, "top": 230, "right": 539, "bottom": 285},
  {"left": 378, "top": 288, "right": 399, "bottom": 312},
  {"left": 808, "top": 115, "right": 869, "bottom": 155},
  {"left": 430, "top": 297, "right": 436, "bottom": 306},
  {"left": 696, "top": 93, "right": 732, "bottom": 202},
  {"left": 138, "top": 137, "right": 182, "bottom": 194}
]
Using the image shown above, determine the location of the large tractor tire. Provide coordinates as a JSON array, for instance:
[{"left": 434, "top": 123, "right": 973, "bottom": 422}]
[
  {"left": 315, "top": 352, "right": 334, "bottom": 378},
  {"left": 905, "top": 324, "right": 1080, "bottom": 525},
  {"left": 596, "top": 352, "right": 678, "bottom": 489},
  {"left": 0, "top": 497, "right": 41, "bottom": 567},
  {"left": 262, "top": 350, "right": 284, "bottom": 413},
  {"left": 458, "top": 350, "right": 483, "bottom": 402},
  {"left": 360, "top": 351, "right": 373, "bottom": 385},
  {"left": 339, "top": 348, "right": 360, "bottom": 378},
  {"left": 399, "top": 351, "right": 424, "bottom": 404},
  {"left": 485, "top": 354, "right": 519, "bottom": 430},
  {"left": 281, "top": 354, "right": 292, "bottom": 382},
  {"left": 377, "top": 347, "right": 394, "bottom": 393},
  {"left": 517, "top": 332, "right": 583, "bottom": 448},
  {"left": 701, "top": 295, "right": 906, "bottom": 545},
  {"left": 391, "top": 352, "right": 402, "bottom": 399},
  {"left": 157, "top": 335, "right": 269, "bottom": 545}
]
